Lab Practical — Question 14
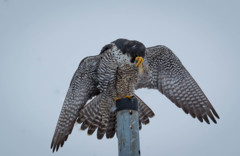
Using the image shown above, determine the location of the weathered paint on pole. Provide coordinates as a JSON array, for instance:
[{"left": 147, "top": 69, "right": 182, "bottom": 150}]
[{"left": 116, "top": 97, "right": 140, "bottom": 156}]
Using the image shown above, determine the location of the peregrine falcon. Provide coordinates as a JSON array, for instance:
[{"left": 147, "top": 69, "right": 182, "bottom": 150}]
[{"left": 51, "top": 39, "right": 219, "bottom": 152}]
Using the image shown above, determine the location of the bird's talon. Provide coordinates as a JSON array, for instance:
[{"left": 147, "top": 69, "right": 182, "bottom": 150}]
[
  {"left": 124, "top": 95, "right": 132, "bottom": 99},
  {"left": 114, "top": 97, "right": 121, "bottom": 101},
  {"left": 114, "top": 96, "right": 132, "bottom": 101}
]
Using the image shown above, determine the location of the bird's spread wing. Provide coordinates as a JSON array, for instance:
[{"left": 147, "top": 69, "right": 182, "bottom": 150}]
[
  {"left": 51, "top": 55, "right": 101, "bottom": 152},
  {"left": 135, "top": 45, "right": 219, "bottom": 123}
]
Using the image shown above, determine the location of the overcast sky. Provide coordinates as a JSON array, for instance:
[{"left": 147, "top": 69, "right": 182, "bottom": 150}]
[{"left": 0, "top": 0, "right": 239, "bottom": 156}]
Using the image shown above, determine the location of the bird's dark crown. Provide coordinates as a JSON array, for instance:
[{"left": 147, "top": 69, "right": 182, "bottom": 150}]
[
  {"left": 113, "top": 38, "right": 146, "bottom": 63},
  {"left": 100, "top": 38, "right": 146, "bottom": 63}
]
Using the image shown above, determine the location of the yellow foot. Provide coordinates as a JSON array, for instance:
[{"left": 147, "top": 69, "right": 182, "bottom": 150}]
[
  {"left": 124, "top": 95, "right": 132, "bottom": 99},
  {"left": 114, "top": 95, "right": 132, "bottom": 101},
  {"left": 135, "top": 56, "right": 144, "bottom": 67},
  {"left": 114, "top": 97, "right": 121, "bottom": 101}
]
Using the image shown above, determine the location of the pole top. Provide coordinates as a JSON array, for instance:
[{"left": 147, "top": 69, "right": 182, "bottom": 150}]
[{"left": 116, "top": 97, "right": 138, "bottom": 112}]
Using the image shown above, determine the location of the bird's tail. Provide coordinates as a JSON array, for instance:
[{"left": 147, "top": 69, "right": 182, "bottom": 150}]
[{"left": 77, "top": 93, "right": 154, "bottom": 139}]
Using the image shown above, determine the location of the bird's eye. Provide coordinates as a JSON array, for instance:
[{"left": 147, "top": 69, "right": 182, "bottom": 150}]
[{"left": 130, "top": 57, "right": 135, "bottom": 63}]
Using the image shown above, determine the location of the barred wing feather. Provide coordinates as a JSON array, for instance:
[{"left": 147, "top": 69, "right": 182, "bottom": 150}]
[
  {"left": 51, "top": 55, "right": 101, "bottom": 152},
  {"left": 136, "top": 45, "right": 219, "bottom": 123}
]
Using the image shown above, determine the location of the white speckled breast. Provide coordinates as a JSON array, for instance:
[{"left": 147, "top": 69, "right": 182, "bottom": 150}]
[{"left": 112, "top": 51, "right": 138, "bottom": 97}]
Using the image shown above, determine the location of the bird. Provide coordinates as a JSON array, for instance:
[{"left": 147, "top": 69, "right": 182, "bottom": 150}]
[{"left": 51, "top": 38, "right": 219, "bottom": 152}]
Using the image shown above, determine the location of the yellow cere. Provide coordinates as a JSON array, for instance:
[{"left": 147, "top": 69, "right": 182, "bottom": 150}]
[{"left": 135, "top": 56, "right": 144, "bottom": 67}]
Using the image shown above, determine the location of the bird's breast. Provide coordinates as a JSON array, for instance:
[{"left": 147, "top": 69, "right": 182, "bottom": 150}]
[{"left": 114, "top": 65, "right": 138, "bottom": 97}]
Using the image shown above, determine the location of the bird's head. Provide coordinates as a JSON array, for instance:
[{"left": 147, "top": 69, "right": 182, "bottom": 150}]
[{"left": 112, "top": 38, "right": 146, "bottom": 67}]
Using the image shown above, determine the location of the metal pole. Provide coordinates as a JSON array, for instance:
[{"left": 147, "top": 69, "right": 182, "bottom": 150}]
[{"left": 116, "top": 97, "right": 140, "bottom": 156}]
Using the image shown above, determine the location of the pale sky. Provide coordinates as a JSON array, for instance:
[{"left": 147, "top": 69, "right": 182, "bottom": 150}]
[{"left": 0, "top": 0, "right": 239, "bottom": 156}]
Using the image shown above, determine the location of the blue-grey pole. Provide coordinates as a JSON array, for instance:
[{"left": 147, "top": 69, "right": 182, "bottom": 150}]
[{"left": 116, "top": 97, "right": 140, "bottom": 156}]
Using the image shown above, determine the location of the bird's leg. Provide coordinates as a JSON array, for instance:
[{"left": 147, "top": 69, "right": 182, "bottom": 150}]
[{"left": 135, "top": 56, "right": 144, "bottom": 67}]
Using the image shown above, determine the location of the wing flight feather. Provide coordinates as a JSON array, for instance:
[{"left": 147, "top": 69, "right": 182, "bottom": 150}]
[
  {"left": 136, "top": 45, "right": 219, "bottom": 123},
  {"left": 51, "top": 55, "right": 101, "bottom": 152}
]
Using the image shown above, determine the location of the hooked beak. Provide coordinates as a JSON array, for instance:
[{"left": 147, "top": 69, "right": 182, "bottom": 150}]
[{"left": 135, "top": 56, "right": 144, "bottom": 67}]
